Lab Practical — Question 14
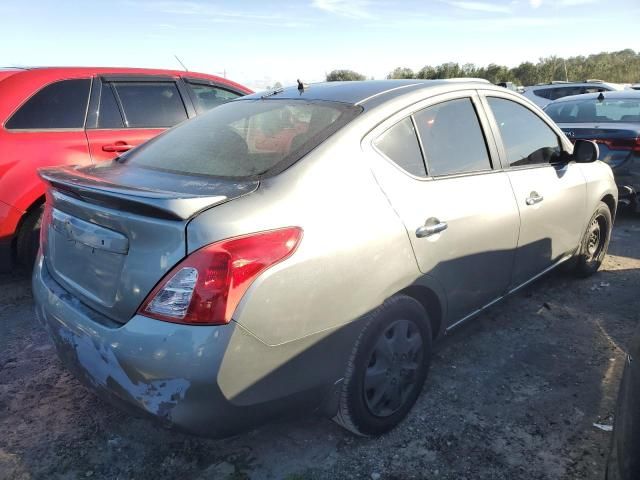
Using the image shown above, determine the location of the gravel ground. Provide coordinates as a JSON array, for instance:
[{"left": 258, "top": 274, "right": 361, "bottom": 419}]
[{"left": 1, "top": 215, "right": 639, "bottom": 480}]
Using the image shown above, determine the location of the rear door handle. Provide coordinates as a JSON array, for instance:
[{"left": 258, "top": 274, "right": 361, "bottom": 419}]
[
  {"left": 102, "top": 141, "right": 133, "bottom": 153},
  {"left": 526, "top": 191, "right": 544, "bottom": 205},
  {"left": 416, "top": 219, "right": 448, "bottom": 238}
]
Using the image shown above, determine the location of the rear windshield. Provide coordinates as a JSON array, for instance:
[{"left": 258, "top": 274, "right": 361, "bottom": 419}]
[
  {"left": 545, "top": 98, "right": 640, "bottom": 123},
  {"left": 124, "top": 99, "right": 362, "bottom": 178}
]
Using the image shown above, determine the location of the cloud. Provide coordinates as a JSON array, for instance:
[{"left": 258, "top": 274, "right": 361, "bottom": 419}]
[
  {"left": 445, "top": 1, "right": 512, "bottom": 13},
  {"left": 555, "top": 0, "right": 596, "bottom": 5},
  {"left": 367, "top": 14, "right": 568, "bottom": 31},
  {"left": 529, "top": 0, "right": 543, "bottom": 7},
  {"left": 311, "top": 0, "right": 374, "bottom": 19},
  {"left": 127, "top": 1, "right": 308, "bottom": 27}
]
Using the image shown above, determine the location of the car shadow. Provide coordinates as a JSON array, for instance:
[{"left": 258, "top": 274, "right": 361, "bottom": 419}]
[{"left": 4, "top": 219, "right": 640, "bottom": 479}]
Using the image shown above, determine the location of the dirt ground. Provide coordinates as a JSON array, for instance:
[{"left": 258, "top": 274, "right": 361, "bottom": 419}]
[{"left": 1, "top": 215, "right": 639, "bottom": 480}]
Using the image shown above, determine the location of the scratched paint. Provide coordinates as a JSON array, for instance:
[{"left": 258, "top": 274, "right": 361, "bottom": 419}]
[{"left": 56, "top": 327, "right": 191, "bottom": 417}]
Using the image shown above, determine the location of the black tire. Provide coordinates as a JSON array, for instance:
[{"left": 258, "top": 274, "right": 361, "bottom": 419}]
[
  {"left": 333, "top": 294, "right": 432, "bottom": 436},
  {"left": 572, "top": 201, "right": 612, "bottom": 278},
  {"left": 605, "top": 326, "right": 640, "bottom": 480},
  {"left": 16, "top": 205, "right": 44, "bottom": 269}
]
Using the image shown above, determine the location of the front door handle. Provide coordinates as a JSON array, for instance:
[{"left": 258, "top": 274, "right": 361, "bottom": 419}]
[
  {"left": 416, "top": 219, "right": 448, "bottom": 238},
  {"left": 526, "top": 191, "right": 544, "bottom": 205},
  {"left": 102, "top": 141, "right": 133, "bottom": 153}
]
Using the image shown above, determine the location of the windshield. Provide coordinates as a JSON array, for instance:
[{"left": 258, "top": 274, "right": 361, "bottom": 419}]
[
  {"left": 124, "top": 99, "right": 362, "bottom": 178},
  {"left": 545, "top": 97, "right": 640, "bottom": 123}
]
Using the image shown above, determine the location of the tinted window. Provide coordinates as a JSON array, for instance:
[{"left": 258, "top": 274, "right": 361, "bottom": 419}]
[
  {"left": 488, "top": 97, "right": 560, "bottom": 167},
  {"left": 533, "top": 88, "right": 553, "bottom": 100},
  {"left": 188, "top": 83, "right": 242, "bottom": 113},
  {"left": 414, "top": 98, "right": 491, "bottom": 176},
  {"left": 6, "top": 79, "right": 90, "bottom": 129},
  {"left": 374, "top": 117, "right": 426, "bottom": 177},
  {"left": 113, "top": 82, "right": 188, "bottom": 128},
  {"left": 534, "top": 86, "right": 584, "bottom": 101},
  {"left": 97, "top": 83, "right": 124, "bottom": 128},
  {"left": 546, "top": 98, "right": 640, "bottom": 123},
  {"left": 125, "top": 99, "right": 361, "bottom": 178}
]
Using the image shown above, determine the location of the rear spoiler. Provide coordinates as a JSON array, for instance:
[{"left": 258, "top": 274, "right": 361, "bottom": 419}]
[{"left": 39, "top": 166, "right": 256, "bottom": 221}]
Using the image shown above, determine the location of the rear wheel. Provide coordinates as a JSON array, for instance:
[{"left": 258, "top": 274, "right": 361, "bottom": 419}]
[
  {"left": 16, "top": 205, "right": 44, "bottom": 269},
  {"left": 572, "top": 201, "right": 612, "bottom": 277},
  {"left": 333, "top": 295, "right": 432, "bottom": 436}
]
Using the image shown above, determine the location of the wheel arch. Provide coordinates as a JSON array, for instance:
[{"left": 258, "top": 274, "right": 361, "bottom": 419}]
[
  {"left": 601, "top": 193, "right": 617, "bottom": 219},
  {"left": 398, "top": 284, "right": 444, "bottom": 340},
  {"left": 12, "top": 194, "right": 46, "bottom": 256}
]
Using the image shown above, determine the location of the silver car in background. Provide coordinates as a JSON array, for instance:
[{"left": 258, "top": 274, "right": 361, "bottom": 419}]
[
  {"left": 522, "top": 80, "right": 624, "bottom": 108},
  {"left": 33, "top": 80, "right": 617, "bottom": 437}
]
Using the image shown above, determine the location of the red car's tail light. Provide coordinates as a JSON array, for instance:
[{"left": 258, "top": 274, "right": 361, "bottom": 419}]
[
  {"left": 139, "top": 227, "right": 303, "bottom": 325},
  {"left": 597, "top": 137, "right": 640, "bottom": 152}
]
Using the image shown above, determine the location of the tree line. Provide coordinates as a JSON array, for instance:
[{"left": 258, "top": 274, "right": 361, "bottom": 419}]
[{"left": 326, "top": 49, "right": 640, "bottom": 86}]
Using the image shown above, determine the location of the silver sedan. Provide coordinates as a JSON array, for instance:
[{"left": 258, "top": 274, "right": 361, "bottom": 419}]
[{"left": 33, "top": 79, "right": 617, "bottom": 437}]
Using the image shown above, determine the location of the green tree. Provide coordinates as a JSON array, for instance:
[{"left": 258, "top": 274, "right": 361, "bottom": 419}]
[
  {"left": 326, "top": 69, "right": 366, "bottom": 81},
  {"left": 389, "top": 50, "right": 640, "bottom": 87},
  {"left": 387, "top": 67, "right": 415, "bottom": 79}
]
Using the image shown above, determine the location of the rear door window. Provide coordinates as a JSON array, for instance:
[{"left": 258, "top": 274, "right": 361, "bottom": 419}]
[
  {"left": 487, "top": 97, "right": 561, "bottom": 167},
  {"left": 373, "top": 117, "right": 426, "bottom": 177},
  {"left": 6, "top": 79, "right": 91, "bottom": 130},
  {"left": 96, "top": 83, "right": 124, "bottom": 128},
  {"left": 187, "top": 82, "right": 242, "bottom": 113},
  {"left": 413, "top": 98, "right": 492, "bottom": 176},
  {"left": 112, "top": 82, "right": 188, "bottom": 128}
]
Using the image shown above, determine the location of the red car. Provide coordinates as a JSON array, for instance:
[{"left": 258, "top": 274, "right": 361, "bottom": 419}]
[{"left": 0, "top": 67, "right": 251, "bottom": 270}]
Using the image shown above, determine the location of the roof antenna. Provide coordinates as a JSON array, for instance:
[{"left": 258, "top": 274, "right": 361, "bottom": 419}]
[
  {"left": 597, "top": 92, "right": 605, "bottom": 102},
  {"left": 174, "top": 55, "right": 188, "bottom": 72}
]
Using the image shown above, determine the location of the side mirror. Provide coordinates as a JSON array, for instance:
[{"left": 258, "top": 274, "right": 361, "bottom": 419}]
[{"left": 573, "top": 139, "right": 599, "bottom": 163}]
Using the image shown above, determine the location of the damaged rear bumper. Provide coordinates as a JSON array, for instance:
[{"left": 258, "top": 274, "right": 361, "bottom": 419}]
[{"left": 32, "top": 256, "right": 321, "bottom": 438}]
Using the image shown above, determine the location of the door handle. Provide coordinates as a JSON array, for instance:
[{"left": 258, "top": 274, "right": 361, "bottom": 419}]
[
  {"left": 102, "top": 142, "right": 133, "bottom": 153},
  {"left": 525, "top": 191, "right": 544, "bottom": 205},
  {"left": 416, "top": 219, "right": 448, "bottom": 238}
]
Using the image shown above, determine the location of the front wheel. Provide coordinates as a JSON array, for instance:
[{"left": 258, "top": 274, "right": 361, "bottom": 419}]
[
  {"left": 333, "top": 295, "right": 432, "bottom": 436},
  {"left": 572, "top": 201, "right": 612, "bottom": 277}
]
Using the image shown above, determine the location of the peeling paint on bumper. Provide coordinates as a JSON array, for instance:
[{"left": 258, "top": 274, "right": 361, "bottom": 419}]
[{"left": 32, "top": 256, "right": 296, "bottom": 438}]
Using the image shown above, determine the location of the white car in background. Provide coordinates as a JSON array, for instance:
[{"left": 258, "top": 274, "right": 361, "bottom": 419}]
[{"left": 522, "top": 80, "right": 625, "bottom": 108}]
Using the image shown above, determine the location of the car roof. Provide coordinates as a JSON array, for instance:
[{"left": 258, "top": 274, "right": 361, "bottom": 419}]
[
  {"left": 3, "top": 66, "right": 251, "bottom": 93},
  {"left": 528, "top": 81, "right": 620, "bottom": 88},
  {"left": 0, "top": 67, "right": 25, "bottom": 82},
  {"left": 548, "top": 89, "right": 640, "bottom": 104},
  {"left": 242, "top": 79, "right": 492, "bottom": 106}
]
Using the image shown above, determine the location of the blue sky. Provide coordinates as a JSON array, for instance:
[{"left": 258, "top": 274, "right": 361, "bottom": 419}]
[{"left": 1, "top": 0, "right": 638, "bottom": 90}]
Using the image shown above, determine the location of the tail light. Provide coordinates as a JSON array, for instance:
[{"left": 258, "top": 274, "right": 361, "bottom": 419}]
[
  {"left": 139, "top": 227, "right": 303, "bottom": 325},
  {"left": 597, "top": 137, "right": 640, "bottom": 152}
]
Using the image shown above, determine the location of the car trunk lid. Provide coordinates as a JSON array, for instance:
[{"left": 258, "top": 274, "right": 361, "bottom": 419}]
[
  {"left": 39, "top": 162, "right": 259, "bottom": 323},
  {"left": 559, "top": 122, "right": 640, "bottom": 168}
]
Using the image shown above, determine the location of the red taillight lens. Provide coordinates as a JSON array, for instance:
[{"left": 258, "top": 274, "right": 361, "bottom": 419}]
[
  {"left": 597, "top": 137, "right": 640, "bottom": 152},
  {"left": 138, "top": 227, "right": 303, "bottom": 325}
]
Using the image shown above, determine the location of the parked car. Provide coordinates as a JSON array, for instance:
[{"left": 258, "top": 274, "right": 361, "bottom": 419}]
[
  {"left": 522, "top": 80, "right": 624, "bottom": 108},
  {"left": 544, "top": 90, "right": 640, "bottom": 211},
  {"left": 606, "top": 324, "right": 640, "bottom": 480},
  {"left": 0, "top": 66, "right": 251, "bottom": 270},
  {"left": 33, "top": 79, "right": 617, "bottom": 438}
]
